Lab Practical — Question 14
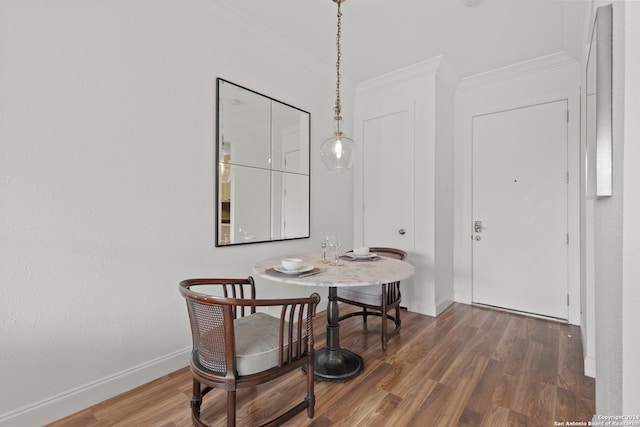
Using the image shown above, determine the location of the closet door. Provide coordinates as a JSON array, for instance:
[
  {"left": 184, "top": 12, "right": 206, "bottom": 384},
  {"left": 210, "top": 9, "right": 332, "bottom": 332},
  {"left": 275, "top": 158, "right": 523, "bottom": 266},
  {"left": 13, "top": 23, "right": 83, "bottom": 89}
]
[
  {"left": 359, "top": 102, "right": 415, "bottom": 254},
  {"left": 472, "top": 100, "right": 568, "bottom": 320}
]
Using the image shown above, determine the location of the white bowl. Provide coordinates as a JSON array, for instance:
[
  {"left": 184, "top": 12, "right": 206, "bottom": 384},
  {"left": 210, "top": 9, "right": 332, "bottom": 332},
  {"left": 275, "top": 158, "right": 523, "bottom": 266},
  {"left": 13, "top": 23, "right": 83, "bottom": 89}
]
[
  {"left": 353, "top": 247, "right": 370, "bottom": 256},
  {"left": 281, "top": 258, "right": 303, "bottom": 271}
]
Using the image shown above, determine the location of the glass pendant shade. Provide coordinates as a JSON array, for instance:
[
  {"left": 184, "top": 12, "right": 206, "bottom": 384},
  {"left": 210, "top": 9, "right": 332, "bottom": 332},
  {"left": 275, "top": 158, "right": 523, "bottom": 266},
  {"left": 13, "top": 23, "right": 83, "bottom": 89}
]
[{"left": 320, "top": 130, "right": 355, "bottom": 171}]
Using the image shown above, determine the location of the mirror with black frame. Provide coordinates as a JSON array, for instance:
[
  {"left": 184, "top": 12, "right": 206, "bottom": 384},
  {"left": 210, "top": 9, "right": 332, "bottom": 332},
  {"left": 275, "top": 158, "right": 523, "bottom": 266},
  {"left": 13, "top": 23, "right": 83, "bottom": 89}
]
[{"left": 216, "top": 79, "right": 310, "bottom": 246}]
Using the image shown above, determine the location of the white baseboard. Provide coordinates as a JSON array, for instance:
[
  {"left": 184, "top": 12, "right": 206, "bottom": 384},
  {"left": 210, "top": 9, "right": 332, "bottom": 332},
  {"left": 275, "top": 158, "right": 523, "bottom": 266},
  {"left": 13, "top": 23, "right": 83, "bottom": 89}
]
[
  {"left": 413, "top": 300, "right": 436, "bottom": 317},
  {"left": 435, "top": 298, "right": 454, "bottom": 316},
  {"left": 413, "top": 298, "right": 454, "bottom": 317},
  {"left": 584, "top": 356, "right": 596, "bottom": 378},
  {"left": 0, "top": 347, "right": 191, "bottom": 427}
]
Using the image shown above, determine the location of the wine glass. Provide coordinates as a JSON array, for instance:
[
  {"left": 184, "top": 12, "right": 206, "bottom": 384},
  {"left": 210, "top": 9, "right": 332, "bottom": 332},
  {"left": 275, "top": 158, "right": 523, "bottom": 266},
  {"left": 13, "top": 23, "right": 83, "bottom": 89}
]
[
  {"left": 322, "top": 232, "right": 333, "bottom": 263},
  {"left": 329, "top": 234, "right": 341, "bottom": 266},
  {"left": 320, "top": 241, "right": 328, "bottom": 263}
]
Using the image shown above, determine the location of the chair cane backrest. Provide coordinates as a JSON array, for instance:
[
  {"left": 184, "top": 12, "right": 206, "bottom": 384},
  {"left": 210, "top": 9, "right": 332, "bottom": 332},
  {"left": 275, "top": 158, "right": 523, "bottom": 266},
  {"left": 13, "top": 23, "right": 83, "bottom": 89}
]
[
  {"left": 186, "top": 301, "right": 228, "bottom": 374},
  {"left": 181, "top": 278, "right": 257, "bottom": 375}
]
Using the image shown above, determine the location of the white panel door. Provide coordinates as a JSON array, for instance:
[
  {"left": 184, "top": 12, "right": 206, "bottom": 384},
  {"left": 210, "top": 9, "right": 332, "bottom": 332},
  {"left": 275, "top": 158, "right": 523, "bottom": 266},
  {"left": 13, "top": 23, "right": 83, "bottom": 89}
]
[
  {"left": 472, "top": 100, "right": 568, "bottom": 319},
  {"left": 362, "top": 108, "right": 415, "bottom": 253}
]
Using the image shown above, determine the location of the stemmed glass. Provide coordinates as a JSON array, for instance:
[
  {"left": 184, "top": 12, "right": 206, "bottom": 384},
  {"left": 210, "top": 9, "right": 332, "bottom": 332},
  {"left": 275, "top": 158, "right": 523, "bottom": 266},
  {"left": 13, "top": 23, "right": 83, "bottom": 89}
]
[
  {"left": 322, "top": 232, "right": 333, "bottom": 263},
  {"left": 328, "top": 234, "right": 341, "bottom": 266},
  {"left": 320, "top": 240, "right": 328, "bottom": 263}
]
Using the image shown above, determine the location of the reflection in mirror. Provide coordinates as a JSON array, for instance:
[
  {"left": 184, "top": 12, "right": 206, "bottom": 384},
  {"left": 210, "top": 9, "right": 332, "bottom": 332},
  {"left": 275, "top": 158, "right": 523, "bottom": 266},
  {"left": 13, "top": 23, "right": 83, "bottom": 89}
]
[
  {"left": 216, "top": 79, "right": 310, "bottom": 246},
  {"left": 272, "top": 171, "right": 310, "bottom": 239},
  {"left": 587, "top": 4, "right": 612, "bottom": 197}
]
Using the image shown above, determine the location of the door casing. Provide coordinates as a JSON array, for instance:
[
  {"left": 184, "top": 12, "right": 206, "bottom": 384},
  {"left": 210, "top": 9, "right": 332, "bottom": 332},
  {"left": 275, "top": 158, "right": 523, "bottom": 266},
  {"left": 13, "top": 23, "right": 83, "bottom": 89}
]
[{"left": 471, "top": 100, "right": 569, "bottom": 320}]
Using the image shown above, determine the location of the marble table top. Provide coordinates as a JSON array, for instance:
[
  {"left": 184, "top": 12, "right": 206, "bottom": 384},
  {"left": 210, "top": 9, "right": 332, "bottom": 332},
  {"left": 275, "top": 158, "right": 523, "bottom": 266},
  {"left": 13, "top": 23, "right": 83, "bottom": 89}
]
[{"left": 253, "top": 252, "right": 415, "bottom": 287}]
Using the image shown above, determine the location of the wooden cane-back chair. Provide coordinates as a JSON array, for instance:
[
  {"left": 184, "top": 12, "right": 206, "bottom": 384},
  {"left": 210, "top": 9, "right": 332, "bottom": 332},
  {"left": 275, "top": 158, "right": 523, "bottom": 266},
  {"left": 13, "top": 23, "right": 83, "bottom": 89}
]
[
  {"left": 336, "top": 247, "right": 407, "bottom": 350},
  {"left": 179, "top": 277, "right": 320, "bottom": 426}
]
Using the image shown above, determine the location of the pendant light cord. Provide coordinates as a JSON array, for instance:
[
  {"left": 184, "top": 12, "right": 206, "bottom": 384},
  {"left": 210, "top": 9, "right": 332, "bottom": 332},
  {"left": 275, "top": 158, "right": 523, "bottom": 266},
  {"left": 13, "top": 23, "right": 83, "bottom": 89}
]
[{"left": 334, "top": 0, "right": 343, "bottom": 128}]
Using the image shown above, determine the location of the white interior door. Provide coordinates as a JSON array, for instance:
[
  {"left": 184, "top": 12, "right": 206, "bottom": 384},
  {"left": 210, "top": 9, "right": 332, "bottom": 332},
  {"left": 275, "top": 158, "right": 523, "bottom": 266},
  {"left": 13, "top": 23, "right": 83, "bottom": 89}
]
[
  {"left": 472, "top": 100, "right": 568, "bottom": 320},
  {"left": 362, "top": 108, "right": 415, "bottom": 253}
]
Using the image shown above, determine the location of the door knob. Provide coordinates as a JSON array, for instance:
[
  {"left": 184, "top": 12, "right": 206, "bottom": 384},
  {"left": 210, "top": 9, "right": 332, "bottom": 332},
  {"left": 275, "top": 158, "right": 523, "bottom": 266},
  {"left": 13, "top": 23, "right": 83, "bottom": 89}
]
[{"left": 398, "top": 229, "right": 406, "bottom": 235}]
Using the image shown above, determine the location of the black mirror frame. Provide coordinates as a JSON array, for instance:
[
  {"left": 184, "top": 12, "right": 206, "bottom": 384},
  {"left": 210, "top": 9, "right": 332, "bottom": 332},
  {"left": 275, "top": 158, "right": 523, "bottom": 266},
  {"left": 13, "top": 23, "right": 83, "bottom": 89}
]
[{"left": 215, "top": 78, "right": 311, "bottom": 247}]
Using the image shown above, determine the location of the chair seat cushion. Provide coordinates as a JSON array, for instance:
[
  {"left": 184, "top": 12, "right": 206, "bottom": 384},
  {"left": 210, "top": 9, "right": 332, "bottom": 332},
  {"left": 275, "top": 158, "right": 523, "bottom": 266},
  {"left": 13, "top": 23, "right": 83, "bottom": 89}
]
[
  {"left": 337, "top": 285, "right": 382, "bottom": 306},
  {"left": 233, "top": 312, "right": 306, "bottom": 376}
]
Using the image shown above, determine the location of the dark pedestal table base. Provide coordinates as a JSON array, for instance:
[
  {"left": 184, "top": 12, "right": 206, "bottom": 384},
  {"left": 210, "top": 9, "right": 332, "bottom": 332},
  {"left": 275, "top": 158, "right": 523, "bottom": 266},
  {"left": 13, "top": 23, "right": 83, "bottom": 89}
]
[
  {"left": 313, "top": 347, "right": 364, "bottom": 382},
  {"left": 310, "top": 286, "right": 364, "bottom": 382}
]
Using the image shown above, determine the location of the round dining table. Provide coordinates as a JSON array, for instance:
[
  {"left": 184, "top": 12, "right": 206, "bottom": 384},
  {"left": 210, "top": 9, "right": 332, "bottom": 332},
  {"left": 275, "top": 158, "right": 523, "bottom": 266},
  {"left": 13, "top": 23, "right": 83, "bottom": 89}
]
[{"left": 253, "top": 251, "right": 415, "bottom": 382}]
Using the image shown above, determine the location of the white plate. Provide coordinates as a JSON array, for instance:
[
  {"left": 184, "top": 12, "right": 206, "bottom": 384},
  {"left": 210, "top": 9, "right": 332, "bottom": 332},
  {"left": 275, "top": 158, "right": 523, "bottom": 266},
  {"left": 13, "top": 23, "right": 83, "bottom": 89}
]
[
  {"left": 273, "top": 265, "right": 314, "bottom": 275},
  {"left": 346, "top": 252, "right": 378, "bottom": 260}
]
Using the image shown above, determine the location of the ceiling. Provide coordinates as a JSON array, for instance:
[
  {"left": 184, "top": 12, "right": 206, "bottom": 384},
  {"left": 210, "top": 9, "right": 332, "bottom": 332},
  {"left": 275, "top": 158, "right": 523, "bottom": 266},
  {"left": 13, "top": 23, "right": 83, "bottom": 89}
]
[{"left": 215, "top": 0, "right": 587, "bottom": 84}]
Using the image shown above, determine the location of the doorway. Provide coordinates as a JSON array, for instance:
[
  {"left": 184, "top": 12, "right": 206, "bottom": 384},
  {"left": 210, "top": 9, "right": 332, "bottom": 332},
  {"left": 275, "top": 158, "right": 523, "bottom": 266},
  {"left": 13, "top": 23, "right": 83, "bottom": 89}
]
[
  {"left": 472, "top": 100, "right": 569, "bottom": 320},
  {"left": 362, "top": 109, "right": 415, "bottom": 253}
]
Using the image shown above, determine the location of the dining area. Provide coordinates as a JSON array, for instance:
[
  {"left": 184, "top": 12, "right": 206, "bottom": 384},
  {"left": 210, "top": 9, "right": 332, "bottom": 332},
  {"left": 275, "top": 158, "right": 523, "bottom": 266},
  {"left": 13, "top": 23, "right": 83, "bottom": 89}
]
[
  {"left": 6, "top": 0, "right": 628, "bottom": 425},
  {"left": 253, "top": 247, "right": 415, "bottom": 381},
  {"left": 179, "top": 245, "right": 415, "bottom": 426}
]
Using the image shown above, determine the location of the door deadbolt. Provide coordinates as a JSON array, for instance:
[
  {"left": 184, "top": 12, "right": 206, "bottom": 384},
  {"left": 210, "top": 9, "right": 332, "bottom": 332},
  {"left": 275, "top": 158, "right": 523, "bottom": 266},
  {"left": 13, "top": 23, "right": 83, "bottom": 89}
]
[
  {"left": 474, "top": 221, "right": 487, "bottom": 233},
  {"left": 398, "top": 229, "right": 406, "bottom": 235},
  {"left": 475, "top": 235, "right": 481, "bottom": 241}
]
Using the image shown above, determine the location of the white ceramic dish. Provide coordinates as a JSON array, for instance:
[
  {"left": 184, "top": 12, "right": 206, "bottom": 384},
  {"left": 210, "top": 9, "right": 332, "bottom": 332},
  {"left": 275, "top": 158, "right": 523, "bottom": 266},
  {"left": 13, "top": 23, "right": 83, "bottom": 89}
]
[
  {"left": 273, "top": 265, "right": 314, "bottom": 275},
  {"left": 281, "top": 258, "right": 303, "bottom": 271},
  {"left": 353, "top": 247, "right": 370, "bottom": 256},
  {"left": 345, "top": 252, "right": 378, "bottom": 260}
]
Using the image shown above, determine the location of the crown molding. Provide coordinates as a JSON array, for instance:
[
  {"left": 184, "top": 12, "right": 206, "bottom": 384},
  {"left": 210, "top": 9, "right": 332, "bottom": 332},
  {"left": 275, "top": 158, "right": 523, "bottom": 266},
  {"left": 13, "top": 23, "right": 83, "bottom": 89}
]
[
  {"left": 459, "top": 51, "right": 578, "bottom": 89},
  {"left": 357, "top": 55, "right": 461, "bottom": 95}
]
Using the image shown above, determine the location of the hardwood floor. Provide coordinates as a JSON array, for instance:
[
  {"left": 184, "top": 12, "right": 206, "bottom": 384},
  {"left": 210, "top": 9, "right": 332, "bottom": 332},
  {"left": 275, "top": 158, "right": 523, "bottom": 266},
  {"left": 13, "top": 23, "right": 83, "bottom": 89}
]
[{"left": 47, "top": 303, "right": 595, "bottom": 427}]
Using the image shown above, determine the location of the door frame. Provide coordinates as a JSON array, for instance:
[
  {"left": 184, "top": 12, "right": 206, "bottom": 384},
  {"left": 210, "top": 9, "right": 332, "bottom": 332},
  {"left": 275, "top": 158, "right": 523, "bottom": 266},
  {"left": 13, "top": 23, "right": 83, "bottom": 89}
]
[
  {"left": 470, "top": 99, "right": 569, "bottom": 320},
  {"left": 454, "top": 58, "right": 582, "bottom": 325}
]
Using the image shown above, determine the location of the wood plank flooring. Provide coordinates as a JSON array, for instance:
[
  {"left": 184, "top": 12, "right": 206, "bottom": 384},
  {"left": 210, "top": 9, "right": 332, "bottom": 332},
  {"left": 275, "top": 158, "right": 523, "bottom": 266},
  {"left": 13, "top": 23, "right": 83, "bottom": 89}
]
[{"left": 47, "top": 303, "right": 595, "bottom": 427}]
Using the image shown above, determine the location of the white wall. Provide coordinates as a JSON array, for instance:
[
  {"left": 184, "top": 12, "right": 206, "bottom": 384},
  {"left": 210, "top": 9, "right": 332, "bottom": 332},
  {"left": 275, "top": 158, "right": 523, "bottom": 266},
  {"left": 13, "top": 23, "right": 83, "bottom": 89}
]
[
  {"left": 581, "top": 0, "right": 608, "bottom": 381},
  {"left": 622, "top": 2, "right": 640, "bottom": 414},
  {"left": 592, "top": 1, "right": 623, "bottom": 415},
  {"left": 0, "top": 1, "right": 355, "bottom": 425},
  {"left": 591, "top": 0, "right": 640, "bottom": 417},
  {"left": 453, "top": 53, "right": 582, "bottom": 325},
  {"left": 578, "top": 0, "right": 640, "bottom": 415},
  {"left": 434, "top": 65, "right": 457, "bottom": 315}
]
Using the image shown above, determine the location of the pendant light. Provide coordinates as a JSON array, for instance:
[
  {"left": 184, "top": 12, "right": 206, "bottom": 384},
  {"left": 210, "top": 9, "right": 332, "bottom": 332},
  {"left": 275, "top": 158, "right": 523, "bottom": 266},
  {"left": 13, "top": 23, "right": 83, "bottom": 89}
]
[{"left": 320, "top": 0, "right": 355, "bottom": 171}]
